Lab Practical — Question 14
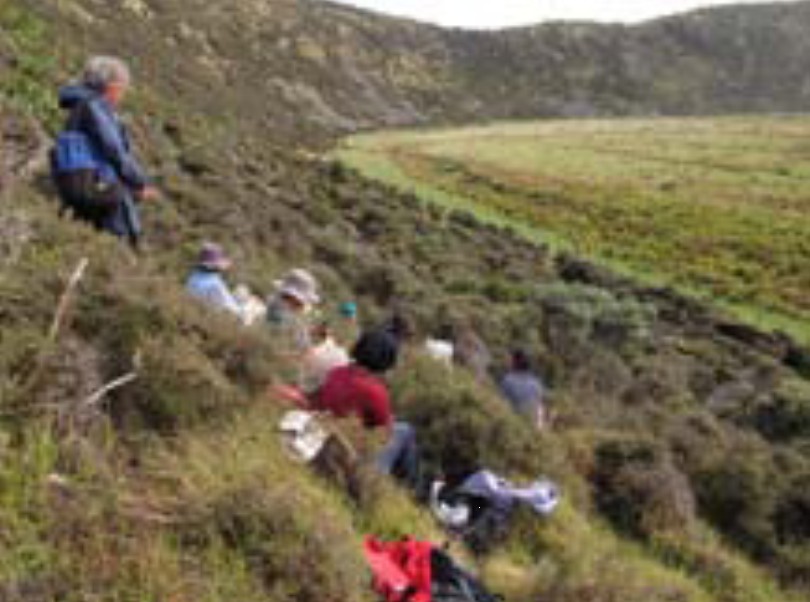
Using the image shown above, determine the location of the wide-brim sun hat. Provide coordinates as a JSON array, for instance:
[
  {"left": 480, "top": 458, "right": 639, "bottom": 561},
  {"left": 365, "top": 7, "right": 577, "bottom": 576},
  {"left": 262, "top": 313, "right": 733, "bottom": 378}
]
[
  {"left": 274, "top": 268, "right": 321, "bottom": 307},
  {"left": 198, "top": 242, "right": 232, "bottom": 271}
]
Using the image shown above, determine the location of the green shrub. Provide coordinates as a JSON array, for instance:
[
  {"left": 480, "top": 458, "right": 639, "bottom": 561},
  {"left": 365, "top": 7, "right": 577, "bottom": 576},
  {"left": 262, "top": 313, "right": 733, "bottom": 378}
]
[
  {"left": 693, "top": 446, "right": 778, "bottom": 560},
  {"left": 747, "top": 378, "right": 810, "bottom": 442},
  {"left": 186, "top": 485, "right": 370, "bottom": 602},
  {"left": 391, "top": 356, "right": 563, "bottom": 480},
  {"left": 115, "top": 335, "right": 242, "bottom": 433},
  {"left": 535, "top": 282, "right": 657, "bottom": 354},
  {"left": 592, "top": 435, "right": 696, "bottom": 539}
]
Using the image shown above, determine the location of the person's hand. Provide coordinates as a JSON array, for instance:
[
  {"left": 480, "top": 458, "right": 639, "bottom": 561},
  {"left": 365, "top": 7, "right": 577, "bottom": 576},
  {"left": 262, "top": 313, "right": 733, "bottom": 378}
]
[
  {"left": 137, "top": 186, "right": 160, "bottom": 201},
  {"left": 270, "top": 384, "right": 309, "bottom": 407}
]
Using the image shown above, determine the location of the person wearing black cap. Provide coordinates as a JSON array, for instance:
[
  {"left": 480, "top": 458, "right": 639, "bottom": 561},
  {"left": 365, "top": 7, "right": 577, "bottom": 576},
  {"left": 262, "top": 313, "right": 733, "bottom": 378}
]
[
  {"left": 282, "top": 330, "right": 398, "bottom": 428},
  {"left": 274, "top": 329, "right": 420, "bottom": 484},
  {"left": 500, "top": 349, "right": 546, "bottom": 429}
]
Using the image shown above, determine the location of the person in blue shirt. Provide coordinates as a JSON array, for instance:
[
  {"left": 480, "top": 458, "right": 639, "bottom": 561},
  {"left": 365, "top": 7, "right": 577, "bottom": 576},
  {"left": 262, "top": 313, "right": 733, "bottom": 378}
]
[
  {"left": 186, "top": 243, "right": 245, "bottom": 320},
  {"left": 500, "top": 349, "right": 547, "bottom": 429},
  {"left": 54, "top": 56, "right": 158, "bottom": 247}
]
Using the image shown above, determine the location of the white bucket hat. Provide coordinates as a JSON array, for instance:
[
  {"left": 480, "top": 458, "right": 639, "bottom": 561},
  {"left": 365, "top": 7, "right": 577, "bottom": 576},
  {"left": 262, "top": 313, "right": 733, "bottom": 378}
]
[{"left": 274, "top": 268, "right": 321, "bottom": 307}]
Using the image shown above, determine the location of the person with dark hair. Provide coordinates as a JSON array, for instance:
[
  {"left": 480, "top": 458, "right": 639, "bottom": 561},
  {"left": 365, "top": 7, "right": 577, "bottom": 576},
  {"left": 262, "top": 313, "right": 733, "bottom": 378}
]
[
  {"left": 384, "top": 312, "right": 415, "bottom": 346},
  {"left": 499, "top": 349, "right": 546, "bottom": 429},
  {"left": 274, "top": 330, "right": 419, "bottom": 485},
  {"left": 297, "top": 330, "right": 398, "bottom": 428}
]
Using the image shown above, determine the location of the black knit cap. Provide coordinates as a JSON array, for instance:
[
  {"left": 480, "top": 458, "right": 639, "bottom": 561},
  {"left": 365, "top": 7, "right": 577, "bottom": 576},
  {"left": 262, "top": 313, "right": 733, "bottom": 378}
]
[
  {"left": 352, "top": 330, "right": 399, "bottom": 374},
  {"left": 511, "top": 349, "right": 531, "bottom": 372}
]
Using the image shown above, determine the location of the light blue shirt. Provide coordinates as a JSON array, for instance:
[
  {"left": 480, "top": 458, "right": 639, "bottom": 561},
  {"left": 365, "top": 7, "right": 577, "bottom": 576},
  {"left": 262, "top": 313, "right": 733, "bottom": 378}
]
[{"left": 186, "top": 269, "right": 244, "bottom": 319}]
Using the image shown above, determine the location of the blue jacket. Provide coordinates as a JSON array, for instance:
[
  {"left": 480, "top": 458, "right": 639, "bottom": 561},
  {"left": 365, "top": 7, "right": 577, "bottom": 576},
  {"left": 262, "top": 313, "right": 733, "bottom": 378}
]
[
  {"left": 186, "top": 269, "right": 245, "bottom": 319},
  {"left": 58, "top": 85, "right": 148, "bottom": 190},
  {"left": 58, "top": 84, "right": 148, "bottom": 241}
]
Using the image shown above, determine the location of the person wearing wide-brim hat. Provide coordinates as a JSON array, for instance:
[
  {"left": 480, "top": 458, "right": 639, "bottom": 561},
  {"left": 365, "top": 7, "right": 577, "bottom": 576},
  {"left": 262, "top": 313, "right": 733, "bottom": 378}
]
[
  {"left": 273, "top": 268, "right": 321, "bottom": 310},
  {"left": 186, "top": 242, "right": 245, "bottom": 320},
  {"left": 267, "top": 268, "right": 322, "bottom": 354}
]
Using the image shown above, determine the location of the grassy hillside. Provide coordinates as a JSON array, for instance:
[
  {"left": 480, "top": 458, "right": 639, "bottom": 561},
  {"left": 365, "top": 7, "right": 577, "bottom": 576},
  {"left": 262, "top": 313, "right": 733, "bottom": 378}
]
[
  {"left": 12, "top": 0, "right": 810, "bottom": 146},
  {"left": 337, "top": 117, "right": 810, "bottom": 342},
  {"left": 2, "top": 1, "right": 810, "bottom": 601}
]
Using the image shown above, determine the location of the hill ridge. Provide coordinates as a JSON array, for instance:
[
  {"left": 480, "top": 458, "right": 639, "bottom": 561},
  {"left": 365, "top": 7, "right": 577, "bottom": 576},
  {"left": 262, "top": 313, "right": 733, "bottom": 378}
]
[{"left": 17, "top": 0, "right": 810, "bottom": 146}]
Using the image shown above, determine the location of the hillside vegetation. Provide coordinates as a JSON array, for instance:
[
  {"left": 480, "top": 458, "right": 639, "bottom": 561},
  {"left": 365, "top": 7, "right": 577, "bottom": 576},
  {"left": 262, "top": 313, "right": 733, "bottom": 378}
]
[
  {"left": 2, "top": 1, "right": 810, "bottom": 601},
  {"left": 338, "top": 117, "right": 810, "bottom": 341},
  {"left": 12, "top": 0, "right": 810, "bottom": 144}
]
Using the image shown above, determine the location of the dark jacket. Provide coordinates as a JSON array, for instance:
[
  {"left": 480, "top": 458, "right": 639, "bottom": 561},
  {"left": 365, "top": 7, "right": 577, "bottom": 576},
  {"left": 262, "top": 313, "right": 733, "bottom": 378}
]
[
  {"left": 57, "top": 84, "right": 148, "bottom": 243},
  {"left": 59, "top": 85, "right": 148, "bottom": 190}
]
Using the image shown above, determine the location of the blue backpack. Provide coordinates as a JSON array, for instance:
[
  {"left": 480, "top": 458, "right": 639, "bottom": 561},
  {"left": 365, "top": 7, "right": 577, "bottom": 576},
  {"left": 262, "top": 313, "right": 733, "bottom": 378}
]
[
  {"left": 51, "top": 130, "right": 103, "bottom": 174},
  {"left": 51, "top": 127, "right": 122, "bottom": 222}
]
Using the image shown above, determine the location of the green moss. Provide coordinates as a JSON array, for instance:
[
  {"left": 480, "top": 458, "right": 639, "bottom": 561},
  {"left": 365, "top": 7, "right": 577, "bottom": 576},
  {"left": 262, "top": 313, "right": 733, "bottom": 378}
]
[{"left": 0, "top": 4, "right": 62, "bottom": 129}]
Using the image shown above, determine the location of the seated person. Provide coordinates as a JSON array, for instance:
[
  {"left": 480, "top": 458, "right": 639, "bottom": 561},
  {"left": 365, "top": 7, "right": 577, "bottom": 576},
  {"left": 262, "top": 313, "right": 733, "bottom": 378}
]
[
  {"left": 275, "top": 330, "right": 419, "bottom": 486},
  {"left": 234, "top": 284, "right": 267, "bottom": 326},
  {"left": 186, "top": 243, "right": 246, "bottom": 321},
  {"left": 299, "top": 321, "right": 350, "bottom": 392},
  {"left": 424, "top": 338, "right": 454, "bottom": 367},
  {"left": 454, "top": 326, "right": 493, "bottom": 384},
  {"left": 267, "top": 268, "right": 321, "bottom": 354},
  {"left": 334, "top": 301, "right": 361, "bottom": 347},
  {"left": 499, "top": 349, "right": 546, "bottom": 429}
]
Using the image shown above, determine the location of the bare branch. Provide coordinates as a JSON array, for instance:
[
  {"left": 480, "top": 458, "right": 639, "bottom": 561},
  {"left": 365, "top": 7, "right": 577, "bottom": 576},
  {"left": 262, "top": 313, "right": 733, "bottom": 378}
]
[
  {"left": 83, "top": 372, "right": 138, "bottom": 408},
  {"left": 48, "top": 257, "right": 89, "bottom": 343}
]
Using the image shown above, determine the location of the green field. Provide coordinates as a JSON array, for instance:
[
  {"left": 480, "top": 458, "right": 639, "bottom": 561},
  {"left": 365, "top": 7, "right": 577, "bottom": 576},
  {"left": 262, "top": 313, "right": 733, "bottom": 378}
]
[{"left": 337, "top": 117, "right": 810, "bottom": 340}]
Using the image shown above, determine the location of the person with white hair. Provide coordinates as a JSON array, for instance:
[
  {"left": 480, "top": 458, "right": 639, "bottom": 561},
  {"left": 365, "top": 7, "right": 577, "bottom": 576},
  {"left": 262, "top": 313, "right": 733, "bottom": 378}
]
[{"left": 51, "top": 56, "right": 158, "bottom": 247}]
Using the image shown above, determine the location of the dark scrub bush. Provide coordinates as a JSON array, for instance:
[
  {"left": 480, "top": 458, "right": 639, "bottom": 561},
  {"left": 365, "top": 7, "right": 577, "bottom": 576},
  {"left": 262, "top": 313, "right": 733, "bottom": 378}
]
[{"left": 592, "top": 436, "right": 696, "bottom": 539}]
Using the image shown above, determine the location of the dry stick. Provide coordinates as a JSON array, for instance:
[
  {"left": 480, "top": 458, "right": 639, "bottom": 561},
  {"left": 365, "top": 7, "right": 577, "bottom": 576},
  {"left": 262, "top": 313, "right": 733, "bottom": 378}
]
[
  {"left": 15, "top": 257, "right": 91, "bottom": 407},
  {"left": 48, "top": 257, "right": 89, "bottom": 342},
  {"left": 82, "top": 372, "right": 138, "bottom": 408}
]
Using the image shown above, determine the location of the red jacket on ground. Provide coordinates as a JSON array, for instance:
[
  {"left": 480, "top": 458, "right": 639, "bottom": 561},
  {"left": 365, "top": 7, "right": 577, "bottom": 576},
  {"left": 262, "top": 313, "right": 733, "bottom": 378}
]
[{"left": 363, "top": 537, "right": 434, "bottom": 602}]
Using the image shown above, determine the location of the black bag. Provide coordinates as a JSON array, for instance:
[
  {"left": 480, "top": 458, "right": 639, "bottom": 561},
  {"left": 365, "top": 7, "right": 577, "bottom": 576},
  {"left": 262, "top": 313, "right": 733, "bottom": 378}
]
[
  {"left": 431, "top": 549, "right": 502, "bottom": 602},
  {"left": 437, "top": 489, "right": 512, "bottom": 555},
  {"left": 51, "top": 164, "right": 124, "bottom": 226},
  {"left": 50, "top": 100, "right": 124, "bottom": 226}
]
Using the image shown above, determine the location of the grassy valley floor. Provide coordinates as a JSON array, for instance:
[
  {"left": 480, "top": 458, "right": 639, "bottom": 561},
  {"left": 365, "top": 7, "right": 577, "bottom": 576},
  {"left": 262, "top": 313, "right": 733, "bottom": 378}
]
[{"left": 337, "top": 117, "right": 810, "bottom": 342}]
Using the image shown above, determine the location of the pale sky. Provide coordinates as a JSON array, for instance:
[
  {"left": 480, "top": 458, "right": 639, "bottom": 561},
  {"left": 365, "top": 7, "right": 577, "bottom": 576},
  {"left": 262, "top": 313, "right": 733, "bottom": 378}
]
[{"left": 330, "top": 1, "right": 795, "bottom": 29}]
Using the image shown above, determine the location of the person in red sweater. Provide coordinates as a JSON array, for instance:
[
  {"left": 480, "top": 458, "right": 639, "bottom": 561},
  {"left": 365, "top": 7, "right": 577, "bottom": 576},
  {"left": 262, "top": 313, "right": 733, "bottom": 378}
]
[
  {"left": 313, "top": 361, "right": 393, "bottom": 428},
  {"left": 275, "top": 330, "right": 419, "bottom": 485}
]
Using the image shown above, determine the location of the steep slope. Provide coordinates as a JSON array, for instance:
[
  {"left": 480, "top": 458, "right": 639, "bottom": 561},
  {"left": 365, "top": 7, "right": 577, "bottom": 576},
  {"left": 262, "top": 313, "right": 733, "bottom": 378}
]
[
  {"left": 20, "top": 0, "right": 810, "bottom": 145},
  {"left": 2, "top": 1, "right": 810, "bottom": 601}
]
